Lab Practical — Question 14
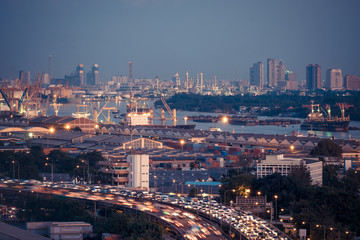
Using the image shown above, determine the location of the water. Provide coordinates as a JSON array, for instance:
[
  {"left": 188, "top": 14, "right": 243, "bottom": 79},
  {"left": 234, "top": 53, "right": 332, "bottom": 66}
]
[{"left": 47, "top": 100, "right": 360, "bottom": 140}]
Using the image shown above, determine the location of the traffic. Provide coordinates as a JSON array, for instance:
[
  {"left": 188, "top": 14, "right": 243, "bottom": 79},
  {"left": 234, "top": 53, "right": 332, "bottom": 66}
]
[{"left": 0, "top": 179, "right": 290, "bottom": 240}]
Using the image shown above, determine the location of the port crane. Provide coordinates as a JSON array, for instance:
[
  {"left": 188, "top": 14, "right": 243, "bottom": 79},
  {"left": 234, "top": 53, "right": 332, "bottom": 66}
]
[{"left": 152, "top": 96, "right": 177, "bottom": 126}]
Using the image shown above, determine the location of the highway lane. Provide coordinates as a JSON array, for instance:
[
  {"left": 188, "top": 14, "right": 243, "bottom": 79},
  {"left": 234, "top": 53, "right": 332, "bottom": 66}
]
[{"left": 0, "top": 180, "right": 227, "bottom": 240}]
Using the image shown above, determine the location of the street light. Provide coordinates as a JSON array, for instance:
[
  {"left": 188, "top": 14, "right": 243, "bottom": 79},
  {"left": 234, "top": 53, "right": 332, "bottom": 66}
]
[
  {"left": 274, "top": 195, "right": 278, "bottom": 221},
  {"left": 172, "top": 179, "right": 177, "bottom": 193},
  {"left": 45, "top": 162, "right": 54, "bottom": 182},
  {"left": 180, "top": 139, "right": 185, "bottom": 151},
  {"left": 81, "top": 159, "right": 90, "bottom": 184},
  {"left": 77, "top": 165, "right": 85, "bottom": 184},
  {"left": 229, "top": 200, "right": 234, "bottom": 237},
  {"left": 184, "top": 116, "right": 188, "bottom": 125},
  {"left": 224, "top": 189, "right": 235, "bottom": 205},
  {"left": 222, "top": 116, "right": 228, "bottom": 145},
  {"left": 290, "top": 145, "right": 294, "bottom": 153}
]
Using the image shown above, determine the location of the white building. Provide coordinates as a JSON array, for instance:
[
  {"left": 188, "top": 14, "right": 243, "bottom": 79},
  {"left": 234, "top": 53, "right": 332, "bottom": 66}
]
[
  {"left": 326, "top": 68, "right": 343, "bottom": 90},
  {"left": 127, "top": 154, "right": 149, "bottom": 190},
  {"left": 257, "top": 155, "right": 323, "bottom": 185}
]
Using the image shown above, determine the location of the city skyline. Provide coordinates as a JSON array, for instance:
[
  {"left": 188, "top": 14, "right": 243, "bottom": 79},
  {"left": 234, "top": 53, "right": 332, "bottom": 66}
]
[{"left": 1, "top": 0, "right": 360, "bottom": 81}]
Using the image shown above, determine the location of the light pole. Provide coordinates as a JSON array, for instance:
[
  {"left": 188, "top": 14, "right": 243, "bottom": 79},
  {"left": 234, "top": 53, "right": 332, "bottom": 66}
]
[
  {"left": 45, "top": 162, "right": 54, "bottom": 182},
  {"left": 81, "top": 159, "right": 90, "bottom": 184},
  {"left": 12, "top": 160, "right": 15, "bottom": 179},
  {"left": 173, "top": 179, "right": 177, "bottom": 193},
  {"left": 274, "top": 195, "right": 278, "bottom": 221},
  {"left": 224, "top": 189, "right": 235, "bottom": 205},
  {"left": 290, "top": 145, "right": 294, "bottom": 153},
  {"left": 154, "top": 175, "right": 157, "bottom": 189},
  {"left": 229, "top": 200, "right": 233, "bottom": 238},
  {"left": 77, "top": 165, "right": 85, "bottom": 184},
  {"left": 180, "top": 139, "right": 185, "bottom": 152},
  {"left": 222, "top": 116, "right": 228, "bottom": 145}
]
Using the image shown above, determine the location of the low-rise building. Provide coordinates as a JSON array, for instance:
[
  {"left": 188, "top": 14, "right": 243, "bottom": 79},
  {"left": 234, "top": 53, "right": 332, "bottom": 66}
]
[{"left": 257, "top": 154, "right": 323, "bottom": 185}]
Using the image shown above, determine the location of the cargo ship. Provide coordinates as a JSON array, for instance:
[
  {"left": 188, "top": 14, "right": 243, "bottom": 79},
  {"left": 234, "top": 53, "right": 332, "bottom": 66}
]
[
  {"left": 300, "top": 102, "right": 350, "bottom": 132},
  {"left": 121, "top": 98, "right": 195, "bottom": 129}
]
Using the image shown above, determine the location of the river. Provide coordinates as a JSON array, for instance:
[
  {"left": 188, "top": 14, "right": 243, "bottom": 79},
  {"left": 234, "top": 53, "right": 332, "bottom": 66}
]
[{"left": 46, "top": 100, "right": 360, "bottom": 140}]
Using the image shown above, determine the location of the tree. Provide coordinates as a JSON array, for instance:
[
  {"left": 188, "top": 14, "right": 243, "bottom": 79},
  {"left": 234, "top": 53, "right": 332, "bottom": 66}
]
[
  {"left": 323, "top": 165, "right": 342, "bottom": 188},
  {"left": 188, "top": 187, "right": 198, "bottom": 198},
  {"left": 310, "top": 139, "right": 343, "bottom": 159},
  {"left": 289, "top": 162, "right": 312, "bottom": 186}
]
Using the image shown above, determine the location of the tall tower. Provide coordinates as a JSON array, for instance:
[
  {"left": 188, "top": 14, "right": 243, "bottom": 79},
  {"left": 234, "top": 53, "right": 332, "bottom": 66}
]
[
  {"left": 185, "top": 70, "right": 189, "bottom": 92},
  {"left": 49, "top": 55, "right": 52, "bottom": 83},
  {"left": 306, "top": 64, "right": 321, "bottom": 91},
  {"left": 250, "top": 61, "right": 264, "bottom": 89},
  {"left": 92, "top": 64, "right": 99, "bottom": 85},
  {"left": 277, "top": 60, "right": 285, "bottom": 81},
  {"left": 213, "top": 76, "right": 217, "bottom": 91},
  {"left": 326, "top": 68, "right": 342, "bottom": 90},
  {"left": 174, "top": 72, "right": 180, "bottom": 88},
  {"left": 155, "top": 76, "right": 159, "bottom": 91},
  {"left": 76, "top": 64, "right": 85, "bottom": 86},
  {"left": 200, "top": 73, "right": 203, "bottom": 94},
  {"left": 267, "top": 58, "right": 278, "bottom": 87},
  {"left": 196, "top": 74, "right": 199, "bottom": 92}
]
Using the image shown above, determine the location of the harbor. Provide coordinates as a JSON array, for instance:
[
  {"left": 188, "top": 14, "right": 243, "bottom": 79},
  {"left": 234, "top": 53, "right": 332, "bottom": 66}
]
[{"left": 44, "top": 99, "right": 360, "bottom": 140}]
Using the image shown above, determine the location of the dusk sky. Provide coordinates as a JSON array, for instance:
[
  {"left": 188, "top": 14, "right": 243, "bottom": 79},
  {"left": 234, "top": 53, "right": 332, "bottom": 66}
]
[{"left": 1, "top": 0, "right": 360, "bottom": 82}]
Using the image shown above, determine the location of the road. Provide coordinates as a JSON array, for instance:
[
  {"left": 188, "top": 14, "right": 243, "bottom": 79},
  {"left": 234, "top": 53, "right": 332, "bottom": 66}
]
[{"left": 0, "top": 180, "right": 227, "bottom": 240}]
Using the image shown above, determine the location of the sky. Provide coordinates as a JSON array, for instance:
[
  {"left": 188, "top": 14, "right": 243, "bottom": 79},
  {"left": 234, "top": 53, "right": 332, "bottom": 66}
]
[{"left": 1, "top": 0, "right": 360, "bottom": 83}]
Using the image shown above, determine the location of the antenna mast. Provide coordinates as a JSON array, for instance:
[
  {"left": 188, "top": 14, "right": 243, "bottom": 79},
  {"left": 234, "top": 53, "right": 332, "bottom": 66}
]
[{"left": 49, "top": 55, "right": 52, "bottom": 82}]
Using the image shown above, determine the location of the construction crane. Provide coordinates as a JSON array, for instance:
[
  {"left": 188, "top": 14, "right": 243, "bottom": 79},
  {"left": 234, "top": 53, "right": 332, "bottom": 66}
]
[{"left": 152, "top": 96, "right": 177, "bottom": 126}]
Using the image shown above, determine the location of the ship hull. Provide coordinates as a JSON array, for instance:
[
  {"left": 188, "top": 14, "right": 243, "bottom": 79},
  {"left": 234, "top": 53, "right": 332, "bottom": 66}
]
[{"left": 300, "top": 120, "right": 350, "bottom": 132}]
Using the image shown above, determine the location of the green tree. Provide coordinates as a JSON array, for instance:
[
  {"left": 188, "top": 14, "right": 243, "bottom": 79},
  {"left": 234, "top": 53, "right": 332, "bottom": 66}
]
[
  {"left": 288, "top": 162, "right": 312, "bottom": 186},
  {"left": 188, "top": 187, "right": 198, "bottom": 197},
  {"left": 310, "top": 139, "right": 343, "bottom": 158}
]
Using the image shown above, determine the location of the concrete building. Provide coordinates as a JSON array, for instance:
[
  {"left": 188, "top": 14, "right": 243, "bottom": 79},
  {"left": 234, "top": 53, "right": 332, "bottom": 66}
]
[
  {"left": 306, "top": 64, "right": 321, "bottom": 91},
  {"left": 267, "top": 58, "right": 278, "bottom": 87},
  {"left": 344, "top": 75, "right": 360, "bottom": 90},
  {"left": 326, "top": 68, "right": 343, "bottom": 90},
  {"left": 250, "top": 62, "right": 264, "bottom": 89},
  {"left": 277, "top": 60, "right": 285, "bottom": 82},
  {"left": 77, "top": 64, "right": 85, "bottom": 86},
  {"left": 0, "top": 221, "right": 48, "bottom": 240},
  {"left": 87, "top": 64, "right": 99, "bottom": 86},
  {"left": 127, "top": 154, "right": 149, "bottom": 190},
  {"left": 257, "top": 154, "right": 323, "bottom": 185},
  {"left": 27, "top": 221, "right": 93, "bottom": 240}
]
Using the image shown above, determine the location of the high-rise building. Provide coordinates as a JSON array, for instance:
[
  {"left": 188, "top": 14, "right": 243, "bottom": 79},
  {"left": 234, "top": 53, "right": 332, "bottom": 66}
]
[
  {"left": 326, "top": 68, "right": 342, "bottom": 90},
  {"left": 344, "top": 75, "right": 360, "bottom": 90},
  {"left": 285, "top": 70, "right": 298, "bottom": 90},
  {"left": 127, "top": 154, "right": 149, "bottom": 190},
  {"left": 277, "top": 60, "right": 285, "bottom": 81},
  {"left": 249, "top": 61, "right": 264, "bottom": 89},
  {"left": 92, "top": 64, "right": 99, "bottom": 85},
  {"left": 87, "top": 64, "right": 100, "bottom": 86},
  {"left": 43, "top": 73, "right": 50, "bottom": 85},
  {"left": 306, "top": 64, "right": 321, "bottom": 91},
  {"left": 267, "top": 58, "right": 278, "bottom": 87},
  {"left": 77, "top": 64, "right": 85, "bottom": 86}
]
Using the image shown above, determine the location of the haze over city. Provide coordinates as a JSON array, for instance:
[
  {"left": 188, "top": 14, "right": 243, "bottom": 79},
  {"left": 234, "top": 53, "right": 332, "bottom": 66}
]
[{"left": 1, "top": 0, "right": 360, "bottom": 81}]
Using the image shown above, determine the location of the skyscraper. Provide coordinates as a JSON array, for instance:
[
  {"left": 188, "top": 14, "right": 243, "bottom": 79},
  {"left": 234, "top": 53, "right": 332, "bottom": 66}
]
[
  {"left": 76, "top": 64, "right": 85, "bottom": 86},
  {"left": 277, "top": 60, "right": 285, "bottom": 81},
  {"left": 87, "top": 64, "right": 100, "bottom": 86},
  {"left": 344, "top": 75, "right": 360, "bottom": 90},
  {"left": 306, "top": 64, "right": 321, "bottom": 91},
  {"left": 250, "top": 61, "right": 264, "bottom": 89},
  {"left": 267, "top": 58, "right": 278, "bottom": 87},
  {"left": 325, "top": 68, "right": 342, "bottom": 90}
]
